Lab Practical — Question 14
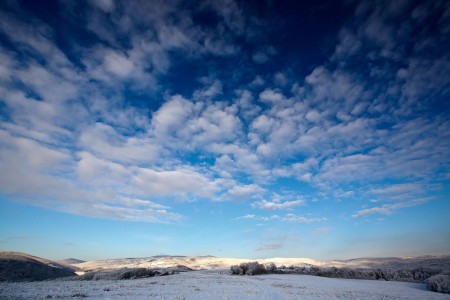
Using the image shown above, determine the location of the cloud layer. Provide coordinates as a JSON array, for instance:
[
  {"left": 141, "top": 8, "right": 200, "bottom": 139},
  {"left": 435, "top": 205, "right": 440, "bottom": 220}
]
[{"left": 0, "top": 0, "right": 449, "bottom": 231}]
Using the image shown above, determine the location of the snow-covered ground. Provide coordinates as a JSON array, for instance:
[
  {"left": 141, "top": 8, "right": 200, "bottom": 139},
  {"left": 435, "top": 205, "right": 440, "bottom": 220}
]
[{"left": 1, "top": 270, "right": 449, "bottom": 299}]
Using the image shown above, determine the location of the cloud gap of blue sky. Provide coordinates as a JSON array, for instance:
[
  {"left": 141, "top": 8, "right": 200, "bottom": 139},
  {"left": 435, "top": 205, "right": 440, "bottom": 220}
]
[{"left": 0, "top": 0, "right": 449, "bottom": 260}]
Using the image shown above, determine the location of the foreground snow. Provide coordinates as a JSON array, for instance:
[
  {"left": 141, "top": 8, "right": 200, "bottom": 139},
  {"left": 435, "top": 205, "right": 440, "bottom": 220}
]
[{"left": 1, "top": 270, "right": 450, "bottom": 299}]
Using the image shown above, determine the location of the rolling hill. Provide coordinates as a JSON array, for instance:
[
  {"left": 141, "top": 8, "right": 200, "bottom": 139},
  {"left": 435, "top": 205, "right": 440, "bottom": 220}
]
[{"left": 0, "top": 251, "right": 76, "bottom": 282}]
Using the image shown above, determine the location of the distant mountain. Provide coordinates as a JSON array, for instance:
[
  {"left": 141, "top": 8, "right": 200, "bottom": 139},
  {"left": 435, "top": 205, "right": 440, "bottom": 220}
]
[
  {"left": 72, "top": 256, "right": 321, "bottom": 272},
  {"left": 57, "top": 258, "right": 86, "bottom": 265},
  {"left": 0, "top": 251, "right": 76, "bottom": 282},
  {"left": 72, "top": 255, "right": 450, "bottom": 273},
  {"left": 331, "top": 255, "right": 450, "bottom": 271},
  {"left": 151, "top": 255, "right": 187, "bottom": 258}
]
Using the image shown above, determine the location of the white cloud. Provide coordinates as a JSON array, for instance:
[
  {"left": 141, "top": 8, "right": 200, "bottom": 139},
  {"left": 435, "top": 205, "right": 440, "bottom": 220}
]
[
  {"left": 370, "top": 183, "right": 422, "bottom": 196},
  {"left": 235, "top": 214, "right": 279, "bottom": 221},
  {"left": 0, "top": 51, "right": 14, "bottom": 81},
  {"left": 305, "top": 110, "right": 321, "bottom": 123},
  {"left": 103, "top": 51, "right": 134, "bottom": 77},
  {"left": 352, "top": 198, "right": 431, "bottom": 218},
  {"left": 0, "top": 131, "right": 182, "bottom": 224},
  {"left": 224, "top": 184, "right": 264, "bottom": 201},
  {"left": 152, "top": 95, "right": 195, "bottom": 140},
  {"left": 193, "top": 80, "right": 223, "bottom": 100},
  {"left": 78, "top": 123, "right": 159, "bottom": 164},
  {"left": 1, "top": 97, "right": 185, "bottom": 222},
  {"left": 152, "top": 94, "right": 242, "bottom": 151},
  {"left": 91, "top": 0, "right": 115, "bottom": 13},
  {"left": 259, "top": 215, "right": 280, "bottom": 221},
  {"left": 114, "top": 197, "right": 169, "bottom": 210},
  {"left": 0, "top": 9, "right": 73, "bottom": 71},
  {"left": 282, "top": 214, "right": 326, "bottom": 223},
  {"left": 252, "top": 52, "right": 269, "bottom": 64},
  {"left": 132, "top": 167, "right": 219, "bottom": 199},
  {"left": 14, "top": 63, "right": 79, "bottom": 103},
  {"left": 0, "top": 84, "right": 82, "bottom": 146},
  {"left": 259, "top": 89, "right": 285, "bottom": 104},
  {"left": 86, "top": 203, "right": 182, "bottom": 223},
  {"left": 250, "top": 75, "right": 265, "bottom": 87},
  {"left": 0, "top": 138, "right": 65, "bottom": 195},
  {"left": 274, "top": 72, "right": 288, "bottom": 86},
  {"left": 0, "top": 130, "right": 70, "bottom": 170},
  {"left": 251, "top": 114, "right": 276, "bottom": 134},
  {"left": 252, "top": 46, "right": 276, "bottom": 64},
  {"left": 235, "top": 214, "right": 256, "bottom": 220},
  {"left": 208, "top": 143, "right": 269, "bottom": 178},
  {"left": 252, "top": 199, "right": 304, "bottom": 210},
  {"left": 76, "top": 151, "right": 129, "bottom": 184},
  {"left": 254, "top": 243, "right": 283, "bottom": 251},
  {"left": 185, "top": 104, "right": 241, "bottom": 147},
  {"left": 317, "top": 154, "right": 379, "bottom": 183}
]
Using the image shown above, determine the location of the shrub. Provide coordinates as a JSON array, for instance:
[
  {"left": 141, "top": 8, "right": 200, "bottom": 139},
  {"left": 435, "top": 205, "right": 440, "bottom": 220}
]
[
  {"left": 119, "top": 268, "right": 157, "bottom": 279},
  {"left": 265, "top": 263, "right": 277, "bottom": 273},
  {"left": 230, "top": 262, "right": 266, "bottom": 275},
  {"left": 245, "top": 262, "right": 267, "bottom": 275},
  {"left": 77, "top": 272, "right": 95, "bottom": 281},
  {"left": 72, "top": 268, "right": 157, "bottom": 281},
  {"left": 230, "top": 265, "right": 243, "bottom": 275},
  {"left": 426, "top": 274, "right": 450, "bottom": 294},
  {"left": 309, "top": 266, "right": 320, "bottom": 275}
]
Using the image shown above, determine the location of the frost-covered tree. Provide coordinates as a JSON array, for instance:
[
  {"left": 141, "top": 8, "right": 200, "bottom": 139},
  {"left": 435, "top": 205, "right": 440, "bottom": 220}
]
[
  {"left": 230, "top": 262, "right": 266, "bottom": 275},
  {"left": 266, "top": 263, "right": 277, "bottom": 273},
  {"left": 426, "top": 274, "right": 450, "bottom": 294}
]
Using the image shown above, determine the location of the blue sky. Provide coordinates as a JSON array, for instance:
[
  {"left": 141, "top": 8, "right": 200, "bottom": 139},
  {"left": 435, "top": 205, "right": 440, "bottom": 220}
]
[{"left": 0, "top": 0, "right": 449, "bottom": 261}]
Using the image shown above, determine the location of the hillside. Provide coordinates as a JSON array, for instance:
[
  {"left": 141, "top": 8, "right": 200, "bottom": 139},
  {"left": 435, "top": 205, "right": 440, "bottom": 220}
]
[{"left": 0, "top": 252, "right": 76, "bottom": 282}]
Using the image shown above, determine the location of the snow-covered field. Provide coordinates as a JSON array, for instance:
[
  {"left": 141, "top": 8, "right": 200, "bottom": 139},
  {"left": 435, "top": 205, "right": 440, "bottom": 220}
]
[{"left": 1, "top": 270, "right": 449, "bottom": 300}]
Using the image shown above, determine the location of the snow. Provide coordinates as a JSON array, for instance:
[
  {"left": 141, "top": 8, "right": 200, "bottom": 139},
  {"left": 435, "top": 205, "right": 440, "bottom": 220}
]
[
  {"left": 71, "top": 256, "right": 326, "bottom": 272},
  {"left": 1, "top": 270, "right": 450, "bottom": 299},
  {"left": 70, "top": 255, "right": 450, "bottom": 273}
]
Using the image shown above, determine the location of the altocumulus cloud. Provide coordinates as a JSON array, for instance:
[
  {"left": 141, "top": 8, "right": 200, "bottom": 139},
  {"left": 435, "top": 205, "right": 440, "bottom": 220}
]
[{"left": 0, "top": 0, "right": 449, "bottom": 230}]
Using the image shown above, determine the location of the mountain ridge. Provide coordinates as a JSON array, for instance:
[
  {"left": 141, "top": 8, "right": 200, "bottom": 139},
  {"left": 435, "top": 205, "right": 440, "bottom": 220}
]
[{"left": 0, "top": 251, "right": 76, "bottom": 282}]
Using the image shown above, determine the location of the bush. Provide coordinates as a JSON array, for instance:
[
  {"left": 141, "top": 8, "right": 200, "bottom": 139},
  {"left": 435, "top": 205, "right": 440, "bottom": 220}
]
[
  {"left": 426, "top": 274, "right": 450, "bottom": 294},
  {"left": 265, "top": 263, "right": 277, "bottom": 273},
  {"left": 76, "top": 272, "right": 95, "bottom": 281},
  {"left": 118, "top": 268, "right": 157, "bottom": 279},
  {"left": 245, "top": 262, "right": 267, "bottom": 275},
  {"left": 230, "top": 262, "right": 266, "bottom": 275},
  {"left": 72, "top": 268, "right": 157, "bottom": 281},
  {"left": 230, "top": 265, "right": 243, "bottom": 275},
  {"left": 309, "top": 266, "right": 320, "bottom": 275}
]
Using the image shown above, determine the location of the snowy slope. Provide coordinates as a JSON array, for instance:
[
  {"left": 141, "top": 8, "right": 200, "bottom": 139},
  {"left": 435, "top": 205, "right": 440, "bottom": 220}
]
[{"left": 1, "top": 270, "right": 449, "bottom": 299}]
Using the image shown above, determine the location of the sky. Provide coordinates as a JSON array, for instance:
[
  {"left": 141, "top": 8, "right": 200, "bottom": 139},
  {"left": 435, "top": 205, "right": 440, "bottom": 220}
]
[{"left": 0, "top": 0, "right": 449, "bottom": 261}]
